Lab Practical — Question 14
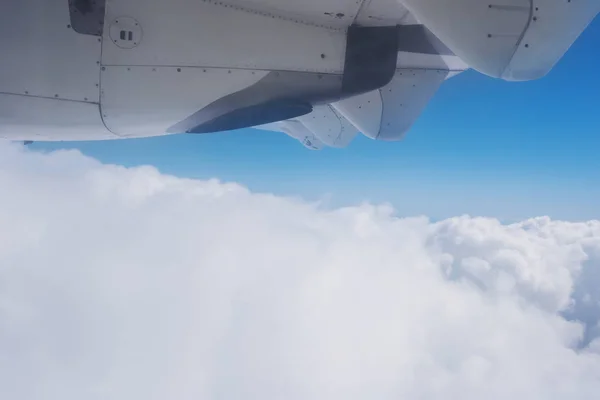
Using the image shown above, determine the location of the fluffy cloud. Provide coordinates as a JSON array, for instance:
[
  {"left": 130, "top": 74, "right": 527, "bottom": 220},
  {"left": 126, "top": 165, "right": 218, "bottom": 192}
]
[{"left": 1, "top": 143, "right": 600, "bottom": 399}]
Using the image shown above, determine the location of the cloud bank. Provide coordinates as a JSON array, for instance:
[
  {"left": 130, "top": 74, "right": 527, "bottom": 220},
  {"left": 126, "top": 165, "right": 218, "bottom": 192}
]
[{"left": 1, "top": 143, "right": 600, "bottom": 399}]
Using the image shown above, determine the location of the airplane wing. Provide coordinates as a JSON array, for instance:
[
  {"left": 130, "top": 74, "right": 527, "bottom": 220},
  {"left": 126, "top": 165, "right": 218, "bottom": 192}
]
[
  {"left": 160, "top": 0, "right": 469, "bottom": 149},
  {"left": 238, "top": 0, "right": 599, "bottom": 149},
  {"left": 1, "top": 0, "right": 598, "bottom": 144},
  {"left": 258, "top": 67, "right": 451, "bottom": 148}
]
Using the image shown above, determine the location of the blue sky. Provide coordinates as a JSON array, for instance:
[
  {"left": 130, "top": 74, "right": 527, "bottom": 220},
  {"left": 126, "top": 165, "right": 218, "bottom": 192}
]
[{"left": 32, "top": 18, "right": 600, "bottom": 221}]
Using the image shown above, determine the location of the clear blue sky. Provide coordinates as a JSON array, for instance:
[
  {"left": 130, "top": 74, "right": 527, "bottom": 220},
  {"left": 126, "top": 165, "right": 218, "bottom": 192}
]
[{"left": 32, "top": 19, "right": 600, "bottom": 221}]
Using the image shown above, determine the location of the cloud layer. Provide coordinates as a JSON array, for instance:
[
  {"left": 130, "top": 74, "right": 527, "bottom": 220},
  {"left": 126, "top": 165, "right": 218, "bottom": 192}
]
[{"left": 1, "top": 143, "right": 600, "bottom": 399}]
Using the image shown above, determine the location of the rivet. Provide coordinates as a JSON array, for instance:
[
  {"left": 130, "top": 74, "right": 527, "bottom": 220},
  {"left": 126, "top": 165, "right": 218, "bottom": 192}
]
[
  {"left": 177, "top": 68, "right": 181, "bottom": 72},
  {"left": 25, "top": 91, "right": 29, "bottom": 94},
  {"left": 487, "top": 34, "right": 492, "bottom": 38},
  {"left": 533, "top": 16, "right": 537, "bottom": 21},
  {"left": 84, "top": 97, "right": 88, "bottom": 101},
  {"left": 525, "top": 43, "right": 529, "bottom": 48},
  {"left": 54, "top": 94, "right": 58, "bottom": 98},
  {"left": 101, "top": 67, "right": 105, "bottom": 70},
  {"left": 67, "top": 24, "right": 71, "bottom": 28},
  {"left": 320, "top": 53, "right": 325, "bottom": 59}
]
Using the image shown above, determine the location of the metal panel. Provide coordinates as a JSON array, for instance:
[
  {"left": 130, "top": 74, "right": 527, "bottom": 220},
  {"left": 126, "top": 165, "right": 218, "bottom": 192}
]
[
  {"left": 256, "top": 120, "right": 324, "bottom": 149},
  {"left": 334, "top": 69, "right": 447, "bottom": 140},
  {"left": 354, "top": 0, "right": 412, "bottom": 26},
  {"left": 296, "top": 104, "right": 359, "bottom": 148},
  {"left": 226, "top": 0, "right": 364, "bottom": 27},
  {"left": 0, "top": 94, "right": 114, "bottom": 141},
  {"left": 100, "top": 66, "right": 267, "bottom": 137},
  {"left": 0, "top": 0, "right": 102, "bottom": 103},
  {"left": 278, "top": 120, "right": 325, "bottom": 150},
  {"left": 376, "top": 69, "right": 448, "bottom": 140},
  {"left": 396, "top": 52, "right": 469, "bottom": 71},
  {"left": 332, "top": 89, "right": 383, "bottom": 138},
  {"left": 502, "top": 0, "right": 600, "bottom": 80},
  {"left": 102, "top": 0, "right": 346, "bottom": 73},
  {"left": 400, "top": 0, "right": 531, "bottom": 78}
]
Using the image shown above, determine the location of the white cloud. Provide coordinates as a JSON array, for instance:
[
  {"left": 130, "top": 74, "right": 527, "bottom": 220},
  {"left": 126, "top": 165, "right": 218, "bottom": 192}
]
[{"left": 1, "top": 143, "right": 600, "bottom": 399}]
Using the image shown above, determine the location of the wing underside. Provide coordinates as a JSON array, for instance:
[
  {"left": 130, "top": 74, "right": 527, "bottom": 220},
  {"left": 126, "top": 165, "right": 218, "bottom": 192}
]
[
  {"left": 3, "top": 0, "right": 595, "bottom": 142},
  {"left": 248, "top": 0, "right": 600, "bottom": 149},
  {"left": 175, "top": 0, "right": 471, "bottom": 149},
  {"left": 240, "top": 0, "right": 466, "bottom": 149}
]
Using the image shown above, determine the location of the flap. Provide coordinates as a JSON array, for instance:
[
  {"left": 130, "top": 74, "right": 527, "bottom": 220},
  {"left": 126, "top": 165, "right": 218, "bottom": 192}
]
[
  {"left": 333, "top": 69, "right": 447, "bottom": 140},
  {"left": 296, "top": 104, "right": 359, "bottom": 148}
]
